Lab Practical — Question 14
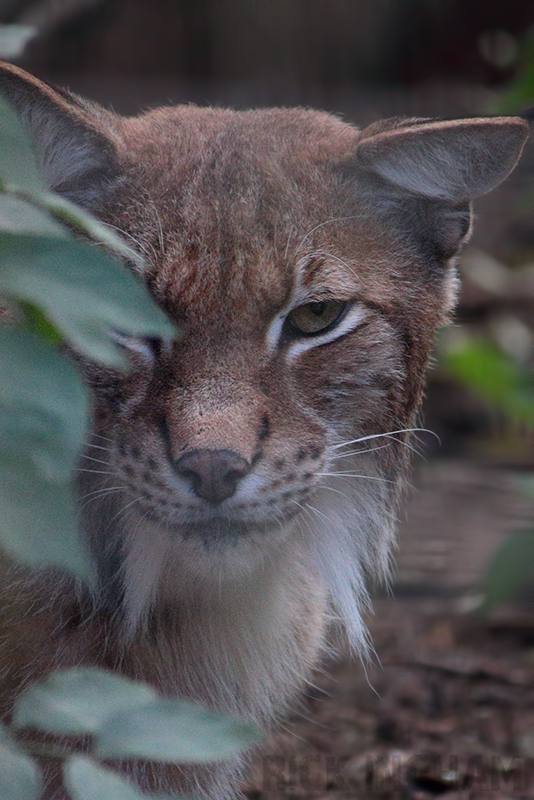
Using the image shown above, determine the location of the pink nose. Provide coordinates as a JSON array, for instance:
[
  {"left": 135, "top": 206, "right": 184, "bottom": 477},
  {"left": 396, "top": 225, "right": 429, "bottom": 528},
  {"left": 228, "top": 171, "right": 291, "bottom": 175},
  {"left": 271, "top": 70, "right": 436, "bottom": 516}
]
[{"left": 174, "top": 449, "right": 250, "bottom": 504}]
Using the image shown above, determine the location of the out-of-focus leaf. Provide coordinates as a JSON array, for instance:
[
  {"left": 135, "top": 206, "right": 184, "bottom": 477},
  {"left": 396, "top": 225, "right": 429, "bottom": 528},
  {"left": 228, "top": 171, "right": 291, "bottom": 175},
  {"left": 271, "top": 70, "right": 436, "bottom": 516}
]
[
  {"left": 35, "top": 192, "right": 144, "bottom": 269},
  {"left": 0, "top": 454, "right": 90, "bottom": 579},
  {"left": 489, "top": 29, "right": 534, "bottom": 114},
  {"left": 0, "top": 25, "right": 36, "bottom": 59},
  {"left": 0, "top": 195, "right": 67, "bottom": 239},
  {"left": 95, "top": 699, "right": 261, "bottom": 763},
  {"left": 0, "top": 98, "right": 44, "bottom": 193},
  {"left": 0, "top": 325, "right": 89, "bottom": 577},
  {"left": 13, "top": 669, "right": 158, "bottom": 736},
  {"left": 0, "top": 233, "right": 175, "bottom": 367},
  {"left": 493, "top": 65, "right": 534, "bottom": 114},
  {"left": 20, "top": 301, "right": 63, "bottom": 346},
  {"left": 65, "top": 757, "right": 181, "bottom": 800},
  {"left": 483, "top": 529, "right": 534, "bottom": 611},
  {"left": 443, "top": 336, "right": 534, "bottom": 428},
  {"left": 0, "top": 327, "right": 87, "bottom": 480},
  {"left": 0, "top": 732, "right": 41, "bottom": 800}
]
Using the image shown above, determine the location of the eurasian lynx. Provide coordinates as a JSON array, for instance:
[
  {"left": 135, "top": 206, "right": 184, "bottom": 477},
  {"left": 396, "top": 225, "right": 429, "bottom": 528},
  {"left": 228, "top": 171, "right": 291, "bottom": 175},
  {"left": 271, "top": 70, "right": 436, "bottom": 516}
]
[{"left": 0, "top": 62, "right": 528, "bottom": 798}]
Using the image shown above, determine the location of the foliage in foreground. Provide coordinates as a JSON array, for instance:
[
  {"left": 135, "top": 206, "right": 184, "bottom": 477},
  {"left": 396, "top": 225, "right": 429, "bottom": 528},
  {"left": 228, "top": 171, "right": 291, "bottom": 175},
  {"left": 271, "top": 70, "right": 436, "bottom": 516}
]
[
  {"left": 0, "top": 97, "right": 173, "bottom": 578},
  {"left": 0, "top": 667, "right": 259, "bottom": 800}
]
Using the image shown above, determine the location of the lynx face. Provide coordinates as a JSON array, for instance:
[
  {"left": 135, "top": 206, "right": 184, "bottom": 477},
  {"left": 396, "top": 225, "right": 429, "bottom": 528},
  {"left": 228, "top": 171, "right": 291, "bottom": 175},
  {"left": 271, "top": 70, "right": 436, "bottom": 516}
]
[
  {"left": 85, "top": 114, "right": 414, "bottom": 569},
  {"left": 0, "top": 63, "right": 527, "bottom": 643},
  {"left": 75, "top": 110, "right": 440, "bottom": 618}
]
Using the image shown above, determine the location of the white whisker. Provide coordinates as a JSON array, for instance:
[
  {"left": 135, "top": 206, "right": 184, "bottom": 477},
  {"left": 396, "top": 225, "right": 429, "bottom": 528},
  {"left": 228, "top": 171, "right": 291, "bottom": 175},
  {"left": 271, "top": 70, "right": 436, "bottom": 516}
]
[
  {"left": 296, "top": 501, "right": 331, "bottom": 524},
  {"left": 318, "top": 485, "right": 351, "bottom": 500},
  {"left": 308, "top": 249, "right": 353, "bottom": 271},
  {"left": 296, "top": 216, "right": 363, "bottom": 253},
  {"left": 108, "top": 495, "right": 143, "bottom": 525},
  {"left": 147, "top": 195, "right": 166, "bottom": 256},
  {"left": 387, "top": 434, "right": 426, "bottom": 459},
  {"left": 83, "top": 442, "right": 113, "bottom": 453},
  {"left": 284, "top": 225, "right": 295, "bottom": 260},
  {"left": 277, "top": 722, "right": 312, "bottom": 746},
  {"left": 76, "top": 468, "right": 117, "bottom": 476},
  {"left": 330, "top": 442, "right": 393, "bottom": 460},
  {"left": 78, "top": 487, "right": 126, "bottom": 512},
  {"left": 79, "top": 454, "right": 111, "bottom": 466},
  {"left": 318, "top": 472, "right": 395, "bottom": 484},
  {"left": 331, "top": 427, "right": 440, "bottom": 450},
  {"left": 101, "top": 221, "right": 157, "bottom": 262}
]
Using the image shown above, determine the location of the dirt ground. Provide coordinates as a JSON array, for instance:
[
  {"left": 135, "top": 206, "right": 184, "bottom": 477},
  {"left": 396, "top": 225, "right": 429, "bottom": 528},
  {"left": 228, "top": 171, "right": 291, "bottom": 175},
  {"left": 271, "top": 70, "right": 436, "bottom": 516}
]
[
  {"left": 245, "top": 461, "right": 534, "bottom": 800},
  {"left": 246, "top": 598, "right": 534, "bottom": 800}
]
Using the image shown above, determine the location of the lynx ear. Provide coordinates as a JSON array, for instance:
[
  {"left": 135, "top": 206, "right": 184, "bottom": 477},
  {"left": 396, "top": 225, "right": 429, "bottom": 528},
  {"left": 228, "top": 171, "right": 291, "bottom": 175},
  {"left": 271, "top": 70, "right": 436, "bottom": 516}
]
[
  {"left": 0, "top": 61, "right": 119, "bottom": 207},
  {"left": 357, "top": 117, "right": 529, "bottom": 202},
  {"left": 354, "top": 117, "right": 528, "bottom": 260}
]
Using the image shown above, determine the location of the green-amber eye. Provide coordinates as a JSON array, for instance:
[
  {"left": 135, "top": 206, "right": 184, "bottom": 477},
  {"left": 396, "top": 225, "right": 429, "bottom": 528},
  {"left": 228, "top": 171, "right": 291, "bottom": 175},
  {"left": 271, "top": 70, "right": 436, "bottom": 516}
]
[{"left": 286, "top": 300, "right": 348, "bottom": 335}]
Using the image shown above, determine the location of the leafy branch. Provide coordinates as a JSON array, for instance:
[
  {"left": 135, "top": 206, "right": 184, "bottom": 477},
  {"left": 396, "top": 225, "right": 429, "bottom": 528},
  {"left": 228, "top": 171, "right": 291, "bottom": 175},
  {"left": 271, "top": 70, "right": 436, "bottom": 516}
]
[{"left": 1, "top": 667, "right": 260, "bottom": 800}]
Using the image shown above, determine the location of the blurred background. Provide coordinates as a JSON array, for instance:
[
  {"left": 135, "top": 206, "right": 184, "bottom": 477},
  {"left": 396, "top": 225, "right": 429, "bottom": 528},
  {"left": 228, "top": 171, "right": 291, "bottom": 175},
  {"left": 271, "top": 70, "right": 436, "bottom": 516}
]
[{"left": 6, "top": 1, "right": 534, "bottom": 797}]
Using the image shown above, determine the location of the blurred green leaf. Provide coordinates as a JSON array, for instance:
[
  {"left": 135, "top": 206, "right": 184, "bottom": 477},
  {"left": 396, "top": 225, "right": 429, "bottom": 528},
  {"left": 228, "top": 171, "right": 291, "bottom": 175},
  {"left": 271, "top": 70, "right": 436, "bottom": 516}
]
[
  {"left": 35, "top": 192, "right": 144, "bottom": 268},
  {"left": 13, "top": 668, "right": 158, "bottom": 737},
  {"left": 491, "top": 32, "right": 534, "bottom": 114},
  {"left": 0, "top": 25, "right": 36, "bottom": 59},
  {"left": 0, "top": 233, "right": 174, "bottom": 367},
  {"left": 20, "top": 301, "right": 63, "bottom": 346},
  {"left": 0, "top": 327, "right": 87, "bottom": 480},
  {"left": 65, "top": 757, "right": 185, "bottom": 800},
  {"left": 492, "top": 64, "right": 534, "bottom": 114},
  {"left": 0, "top": 195, "right": 66, "bottom": 239},
  {"left": 65, "top": 758, "right": 158, "bottom": 800},
  {"left": 0, "top": 330, "right": 90, "bottom": 577},
  {"left": 0, "top": 727, "right": 41, "bottom": 800},
  {"left": 0, "top": 453, "right": 91, "bottom": 579},
  {"left": 95, "top": 699, "right": 261, "bottom": 763},
  {"left": 483, "top": 529, "right": 534, "bottom": 611},
  {"left": 443, "top": 336, "right": 534, "bottom": 428},
  {"left": 0, "top": 98, "right": 44, "bottom": 193}
]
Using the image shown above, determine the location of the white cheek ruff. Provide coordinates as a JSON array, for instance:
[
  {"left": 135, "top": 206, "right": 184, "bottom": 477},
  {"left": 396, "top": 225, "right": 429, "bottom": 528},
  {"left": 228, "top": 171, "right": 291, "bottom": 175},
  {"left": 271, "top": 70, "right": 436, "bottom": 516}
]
[{"left": 287, "top": 304, "right": 369, "bottom": 363}]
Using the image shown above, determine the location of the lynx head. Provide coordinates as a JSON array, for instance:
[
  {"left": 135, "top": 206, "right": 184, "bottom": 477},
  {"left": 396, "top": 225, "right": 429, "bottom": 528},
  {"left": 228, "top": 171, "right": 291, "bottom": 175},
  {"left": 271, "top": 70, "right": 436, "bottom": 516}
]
[{"left": 0, "top": 63, "right": 527, "bottom": 644}]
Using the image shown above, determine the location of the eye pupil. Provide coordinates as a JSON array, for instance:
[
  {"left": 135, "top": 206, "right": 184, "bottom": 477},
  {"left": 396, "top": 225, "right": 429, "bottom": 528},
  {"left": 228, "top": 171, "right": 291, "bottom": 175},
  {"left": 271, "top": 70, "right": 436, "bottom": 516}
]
[{"left": 310, "top": 302, "right": 326, "bottom": 317}]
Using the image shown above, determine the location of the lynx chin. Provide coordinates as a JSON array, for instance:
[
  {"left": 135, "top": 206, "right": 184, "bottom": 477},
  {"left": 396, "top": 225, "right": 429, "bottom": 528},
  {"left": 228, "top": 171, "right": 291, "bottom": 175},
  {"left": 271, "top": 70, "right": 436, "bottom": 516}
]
[{"left": 0, "top": 61, "right": 528, "bottom": 799}]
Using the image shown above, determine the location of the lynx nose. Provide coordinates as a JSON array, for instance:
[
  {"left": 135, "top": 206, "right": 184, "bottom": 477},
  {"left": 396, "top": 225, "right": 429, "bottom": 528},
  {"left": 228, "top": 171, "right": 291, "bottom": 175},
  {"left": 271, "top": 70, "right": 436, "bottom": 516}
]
[{"left": 174, "top": 449, "right": 250, "bottom": 504}]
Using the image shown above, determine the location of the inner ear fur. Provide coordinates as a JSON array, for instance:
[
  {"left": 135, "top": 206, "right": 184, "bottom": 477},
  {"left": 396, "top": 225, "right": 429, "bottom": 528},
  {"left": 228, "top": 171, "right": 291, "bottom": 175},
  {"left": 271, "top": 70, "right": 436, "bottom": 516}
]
[
  {"left": 357, "top": 117, "right": 529, "bottom": 202},
  {"left": 0, "top": 61, "right": 119, "bottom": 207},
  {"left": 354, "top": 116, "right": 529, "bottom": 260}
]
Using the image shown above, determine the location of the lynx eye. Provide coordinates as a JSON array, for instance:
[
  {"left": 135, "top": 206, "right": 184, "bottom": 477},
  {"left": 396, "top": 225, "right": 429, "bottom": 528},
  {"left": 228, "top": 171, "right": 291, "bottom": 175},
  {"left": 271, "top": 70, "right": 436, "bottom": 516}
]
[{"left": 286, "top": 300, "right": 348, "bottom": 336}]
